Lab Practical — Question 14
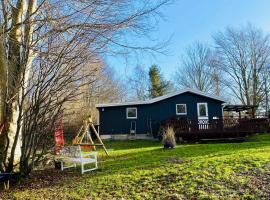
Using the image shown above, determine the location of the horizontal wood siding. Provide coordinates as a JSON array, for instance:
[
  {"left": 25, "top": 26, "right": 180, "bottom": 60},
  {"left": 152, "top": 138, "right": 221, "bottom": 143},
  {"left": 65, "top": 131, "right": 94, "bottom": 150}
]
[{"left": 98, "top": 92, "right": 223, "bottom": 136}]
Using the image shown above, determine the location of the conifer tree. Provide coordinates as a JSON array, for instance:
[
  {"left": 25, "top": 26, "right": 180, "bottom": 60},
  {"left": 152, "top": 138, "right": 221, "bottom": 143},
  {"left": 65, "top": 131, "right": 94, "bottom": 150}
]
[{"left": 149, "top": 65, "right": 171, "bottom": 98}]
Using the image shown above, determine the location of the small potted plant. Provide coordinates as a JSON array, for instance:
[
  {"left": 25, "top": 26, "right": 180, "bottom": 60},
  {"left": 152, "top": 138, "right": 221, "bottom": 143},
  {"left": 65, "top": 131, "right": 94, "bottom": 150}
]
[{"left": 162, "top": 126, "right": 176, "bottom": 149}]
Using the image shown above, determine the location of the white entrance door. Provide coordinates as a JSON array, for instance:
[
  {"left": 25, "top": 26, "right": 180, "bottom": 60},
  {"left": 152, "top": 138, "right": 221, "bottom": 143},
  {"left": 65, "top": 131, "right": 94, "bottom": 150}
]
[{"left": 197, "top": 103, "right": 209, "bottom": 129}]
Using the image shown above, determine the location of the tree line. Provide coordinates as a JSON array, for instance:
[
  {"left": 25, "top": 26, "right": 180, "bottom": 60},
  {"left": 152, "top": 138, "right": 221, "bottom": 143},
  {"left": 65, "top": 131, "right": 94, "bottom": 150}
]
[{"left": 128, "top": 25, "right": 270, "bottom": 115}]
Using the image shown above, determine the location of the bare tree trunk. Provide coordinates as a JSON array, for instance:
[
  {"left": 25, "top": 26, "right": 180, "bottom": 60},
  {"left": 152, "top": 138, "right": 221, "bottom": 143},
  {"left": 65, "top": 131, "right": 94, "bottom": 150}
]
[
  {"left": 0, "top": 0, "right": 37, "bottom": 171},
  {"left": 3, "top": 0, "right": 25, "bottom": 168},
  {"left": 0, "top": 34, "right": 8, "bottom": 171},
  {"left": 0, "top": 35, "right": 6, "bottom": 124}
]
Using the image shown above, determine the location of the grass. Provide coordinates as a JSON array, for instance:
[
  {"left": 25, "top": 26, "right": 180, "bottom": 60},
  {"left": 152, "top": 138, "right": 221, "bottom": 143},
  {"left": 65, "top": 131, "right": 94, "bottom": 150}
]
[{"left": 2, "top": 134, "right": 270, "bottom": 199}]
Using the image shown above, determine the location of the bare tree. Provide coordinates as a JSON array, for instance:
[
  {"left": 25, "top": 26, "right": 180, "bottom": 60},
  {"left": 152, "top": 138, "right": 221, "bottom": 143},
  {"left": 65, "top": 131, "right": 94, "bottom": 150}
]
[
  {"left": 64, "top": 63, "right": 126, "bottom": 133},
  {"left": 0, "top": 0, "right": 171, "bottom": 174},
  {"left": 128, "top": 65, "right": 150, "bottom": 101},
  {"left": 175, "top": 42, "right": 218, "bottom": 93},
  {"left": 214, "top": 25, "right": 270, "bottom": 112},
  {"left": 19, "top": 41, "right": 89, "bottom": 175}
]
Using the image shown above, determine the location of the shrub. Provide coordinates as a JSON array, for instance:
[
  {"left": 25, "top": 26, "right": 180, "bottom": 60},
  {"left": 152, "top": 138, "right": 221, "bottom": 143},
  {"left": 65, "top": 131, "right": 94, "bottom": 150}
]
[{"left": 162, "top": 126, "right": 176, "bottom": 148}]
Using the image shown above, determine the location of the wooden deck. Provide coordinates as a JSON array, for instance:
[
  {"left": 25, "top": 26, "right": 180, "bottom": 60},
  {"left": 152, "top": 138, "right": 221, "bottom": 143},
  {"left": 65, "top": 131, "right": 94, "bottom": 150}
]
[{"left": 161, "top": 117, "right": 270, "bottom": 140}]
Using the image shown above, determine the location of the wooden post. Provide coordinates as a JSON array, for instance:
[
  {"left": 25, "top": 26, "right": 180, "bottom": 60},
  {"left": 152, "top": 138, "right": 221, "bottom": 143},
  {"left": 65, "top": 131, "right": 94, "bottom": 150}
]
[
  {"left": 88, "top": 117, "right": 109, "bottom": 156},
  {"left": 73, "top": 116, "right": 109, "bottom": 155},
  {"left": 86, "top": 132, "right": 96, "bottom": 151},
  {"left": 86, "top": 123, "right": 96, "bottom": 150},
  {"left": 251, "top": 107, "right": 255, "bottom": 118}
]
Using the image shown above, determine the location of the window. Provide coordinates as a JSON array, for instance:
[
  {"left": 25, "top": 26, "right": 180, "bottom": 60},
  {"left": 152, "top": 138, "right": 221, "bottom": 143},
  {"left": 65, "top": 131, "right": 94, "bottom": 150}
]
[
  {"left": 197, "top": 103, "right": 208, "bottom": 117},
  {"left": 176, "top": 104, "right": 187, "bottom": 115},
  {"left": 126, "top": 107, "right": 137, "bottom": 119}
]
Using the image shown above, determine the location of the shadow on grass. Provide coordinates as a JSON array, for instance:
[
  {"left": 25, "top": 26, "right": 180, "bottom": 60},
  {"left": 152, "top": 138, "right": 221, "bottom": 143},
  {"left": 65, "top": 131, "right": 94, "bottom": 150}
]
[
  {"left": 103, "top": 139, "right": 160, "bottom": 150},
  {"left": 103, "top": 133, "right": 270, "bottom": 150},
  {"left": 98, "top": 139, "right": 270, "bottom": 174},
  {"left": 3, "top": 134, "right": 270, "bottom": 195}
]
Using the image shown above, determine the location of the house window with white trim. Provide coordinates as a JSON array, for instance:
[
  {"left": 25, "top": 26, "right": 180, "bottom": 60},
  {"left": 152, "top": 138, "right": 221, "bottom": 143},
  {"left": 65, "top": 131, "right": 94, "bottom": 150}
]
[
  {"left": 197, "top": 103, "right": 208, "bottom": 117},
  {"left": 176, "top": 104, "right": 187, "bottom": 115},
  {"left": 126, "top": 107, "right": 137, "bottom": 119}
]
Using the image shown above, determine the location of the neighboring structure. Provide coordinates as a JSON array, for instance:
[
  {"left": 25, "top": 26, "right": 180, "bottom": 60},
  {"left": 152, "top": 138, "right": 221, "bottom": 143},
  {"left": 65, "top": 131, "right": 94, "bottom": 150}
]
[{"left": 96, "top": 89, "right": 226, "bottom": 138}]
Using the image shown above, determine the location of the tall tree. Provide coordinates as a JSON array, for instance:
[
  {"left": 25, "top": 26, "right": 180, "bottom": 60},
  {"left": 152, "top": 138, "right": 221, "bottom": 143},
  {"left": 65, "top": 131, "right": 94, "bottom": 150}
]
[
  {"left": 64, "top": 63, "right": 125, "bottom": 133},
  {"left": 0, "top": 0, "right": 38, "bottom": 172},
  {"left": 0, "top": 0, "right": 170, "bottom": 174},
  {"left": 214, "top": 25, "right": 270, "bottom": 112},
  {"left": 129, "top": 65, "right": 149, "bottom": 101},
  {"left": 175, "top": 42, "right": 218, "bottom": 94},
  {"left": 149, "top": 65, "right": 171, "bottom": 98}
]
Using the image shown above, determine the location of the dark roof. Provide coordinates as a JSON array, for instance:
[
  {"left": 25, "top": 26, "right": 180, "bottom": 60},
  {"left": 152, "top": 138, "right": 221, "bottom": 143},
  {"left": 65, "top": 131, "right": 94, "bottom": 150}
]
[{"left": 223, "top": 105, "right": 258, "bottom": 112}]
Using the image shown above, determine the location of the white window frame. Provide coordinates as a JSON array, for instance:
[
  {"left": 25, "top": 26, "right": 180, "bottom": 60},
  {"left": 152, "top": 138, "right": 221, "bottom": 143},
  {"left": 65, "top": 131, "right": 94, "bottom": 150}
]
[
  {"left": 176, "top": 104, "right": 187, "bottom": 115},
  {"left": 197, "top": 103, "right": 208, "bottom": 117},
  {"left": 126, "top": 107, "right": 137, "bottom": 119}
]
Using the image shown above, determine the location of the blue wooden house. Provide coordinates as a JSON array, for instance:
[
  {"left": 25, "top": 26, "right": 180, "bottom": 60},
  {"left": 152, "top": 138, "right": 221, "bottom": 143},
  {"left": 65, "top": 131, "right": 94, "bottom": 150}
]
[{"left": 96, "top": 89, "right": 226, "bottom": 138}]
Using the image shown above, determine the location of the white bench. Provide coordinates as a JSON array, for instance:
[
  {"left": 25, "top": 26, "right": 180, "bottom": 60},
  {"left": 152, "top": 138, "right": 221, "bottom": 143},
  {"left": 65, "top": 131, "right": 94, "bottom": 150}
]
[{"left": 59, "top": 146, "right": 98, "bottom": 174}]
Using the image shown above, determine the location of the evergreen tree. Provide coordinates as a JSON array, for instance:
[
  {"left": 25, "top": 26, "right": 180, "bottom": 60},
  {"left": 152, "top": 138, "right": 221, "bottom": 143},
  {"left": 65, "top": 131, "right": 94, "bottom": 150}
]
[{"left": 149, "top": 65, "right": 171, "bottom": 98}]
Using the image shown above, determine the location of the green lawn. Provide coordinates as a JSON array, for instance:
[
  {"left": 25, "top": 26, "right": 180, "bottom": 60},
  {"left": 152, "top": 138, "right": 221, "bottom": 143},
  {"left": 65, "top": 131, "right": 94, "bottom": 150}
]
[{"left": 2, "top": 134, "right": 270, "bottom": 200}]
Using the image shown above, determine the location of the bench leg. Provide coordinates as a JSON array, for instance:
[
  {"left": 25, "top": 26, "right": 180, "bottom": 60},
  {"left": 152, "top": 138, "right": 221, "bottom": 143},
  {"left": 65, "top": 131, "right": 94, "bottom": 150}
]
[
  {"left": 4, "top": 180, "right": 9, "bottom": 190},
  {"left": 61, "top": 161, "right": 76, "bottom": 171},
  {"left": 81, "top": 163, "right": 84, "bottom": 174},
  {"left": 81, "top": 161, "right": 98, "bottom": 174}
]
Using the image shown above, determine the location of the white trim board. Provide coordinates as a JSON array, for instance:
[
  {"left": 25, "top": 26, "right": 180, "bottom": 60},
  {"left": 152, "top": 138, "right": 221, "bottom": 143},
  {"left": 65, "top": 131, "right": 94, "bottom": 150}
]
[
  {"left": 197, "top": 102, "right": 209, "bottom": 118},
  {"left": 176, "top": 104, "right": 187, "bottom": 115},
  {"left": 96, "top": 88, "right": 226, "bottom": 108},
  {"left": 126, "top": 107, "right": 137, "bottom": 119}
]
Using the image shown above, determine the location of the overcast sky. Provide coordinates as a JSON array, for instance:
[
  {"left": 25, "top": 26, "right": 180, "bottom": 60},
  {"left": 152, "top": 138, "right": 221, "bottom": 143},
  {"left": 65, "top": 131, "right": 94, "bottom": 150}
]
[{"left": 104, "top": 0, "right": 270, "bottom": 80}]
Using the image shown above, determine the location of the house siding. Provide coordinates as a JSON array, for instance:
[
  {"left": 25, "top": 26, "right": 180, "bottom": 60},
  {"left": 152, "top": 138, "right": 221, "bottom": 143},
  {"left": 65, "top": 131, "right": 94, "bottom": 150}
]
[{"left": 98, "top": 92, "right": 223, "bottom": 137}]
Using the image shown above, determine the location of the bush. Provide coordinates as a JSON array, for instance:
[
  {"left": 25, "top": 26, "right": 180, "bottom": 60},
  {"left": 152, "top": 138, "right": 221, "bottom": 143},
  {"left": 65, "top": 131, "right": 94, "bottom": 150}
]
[{"left": 162, "top": 126, "right": 176, "bottom": 149}]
